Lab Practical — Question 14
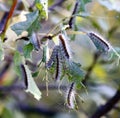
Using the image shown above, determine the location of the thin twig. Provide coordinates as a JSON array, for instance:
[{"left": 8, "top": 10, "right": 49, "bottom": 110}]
[
  {"left": 0, "top": 84, "right": 68, "bottom": 92},
  {"left": 0, "top": 12, "right": 9, "bottom": 34},
  {"left": 82, "top": 52, "right": 100, "bottom": 85},
  {"left": 0, "top": 0, "right": 17, "bottom": 35}
]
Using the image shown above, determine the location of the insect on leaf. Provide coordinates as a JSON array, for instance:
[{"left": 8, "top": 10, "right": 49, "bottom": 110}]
[
  {"left": 30, "top": 33, "right": 40, "bottom": 51},
  {"left": 55, "top": 52, "right": 62, "bottom": 81},
  {"left": 87, "top": 32, "right": 110, "bottom": 53},
  {"left": 66, "top": 82, "right": 75, "bottom": 109},
  {"left": 46, "top": 46, "right": 59, "bottom": 68},
  {"left": 21, "top": 64, "right": 28, "bottom": 89},
  {"left": 59, "top": 34, "right": 71, "bottom": 59},
  {"left": 24, "top": 64, "right": 41, "bottom": 100}
]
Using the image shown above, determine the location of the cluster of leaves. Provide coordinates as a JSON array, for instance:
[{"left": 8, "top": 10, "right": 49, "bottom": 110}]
[
  {"left": 8, "top": 0, "right": 92, "bottom": 108},
  {"left": 0, "top": 0, "right": 48, "bottom": 101}
]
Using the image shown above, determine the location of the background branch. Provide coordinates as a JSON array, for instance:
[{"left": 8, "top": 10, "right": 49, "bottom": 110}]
[
  {"left": 16, "top": 103, "right": 58, "bottom": 117},
  {"left": 0, "top": 0, "right": 17, "bottom": 36},
  {"left": 0, "top": 84, "right": 67, "bottom": 92},
  {"left": 90, "top": 89, "right": 120, "bottom": 118},
  {"left": 82, "top": 52, "right": 100, "bottom": 85}
]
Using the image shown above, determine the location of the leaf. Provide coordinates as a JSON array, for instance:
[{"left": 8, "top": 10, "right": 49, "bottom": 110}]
[
  {"left": 14, "top": 51, "right": 22, "bottom": 66},
  {"left": 78, "top": 0, "right": 91, "bottom": 12},
  {"left": 11, "top": 11, "right": 39, "bottom": 36},
  {"left": 23, "top": 43, "right": 33, "bottom": 58},
  {"left": 13, "top": 51, "right": 23, "bottom": 77},
  {"left": 42, "top": 45, "right": 49, "bottom": 63},
  {"left": 24, "top": 64, "right": 41, "bottom": 100},
  {"left": 32, "top": 71, "right": 39, "bottom": 77},
  {"left": 1, "top": 108, "right": 13, "bottom": 118},
  {"left": 36, "top": 0, "right": 48, "bottom": 19},
  {"left": 109, "top": 47, "right": 120, "bottom": 60},
  {"left": 40, "top": 0, "right": 48, "bottom": 19},
  {"left": 0, "top": 40, "right": 4, "bottom": 61},
  {"left": 66, "top": 61, "right": 85, "bottom": 82}
]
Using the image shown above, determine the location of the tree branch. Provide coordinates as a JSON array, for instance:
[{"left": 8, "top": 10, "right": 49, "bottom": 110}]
[
  {"left": 90, "top": 89, "right": 120, "bottom": 118},
  {"left": 0, "top": 0, "right": 17, "bottom": 35},
  {"left": 16, "top": 103, "right": 58, "bottom": 117},
  {"left": 0, "top": 84, "right": 67, "bottom": 92},
  {"left": 82, "top": 52, "right": 100, "bottom": 85}
]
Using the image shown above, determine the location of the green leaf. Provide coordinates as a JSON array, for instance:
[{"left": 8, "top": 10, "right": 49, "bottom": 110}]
[
  {"left": 109, "top": 47, "right": 120, "bottom": 59},
  {"left": 66, "top": 61, "right": 85, "bottom": 82},
  {"left": 11, "top": 11, "right": 39, "bottom": 36},
  {"left": 78, "top": 0, "right": 92, "bottom": 12},
  {"left": 1, "top": 108, "right": 13, "bottom": 118},
  {"left": 23, "top": 43, "right": 33, "bottom": 58},
  {"left": 14, "top": 51, "right": 22, "bottom": 66},
  {"left": 32, "top": 71, "right": 39, "bottom": 77},
  {"left": 42, "top": 45, "right": 49, "bottom": 63},
  {"left": 0, "top": 40, "right": 4, "bottom": 61},
  {"left": 35, "top": 0, "right": 48, "bottom": 19},
  {"left": 24, "top": 64, "right": 41, "bottom": 100},
  {"left": 13, "top": 51, "right": 22, "bottom": 77}
]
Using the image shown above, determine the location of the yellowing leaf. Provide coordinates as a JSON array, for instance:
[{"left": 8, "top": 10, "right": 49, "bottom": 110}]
[
  {"left": 36, "top": 0, "right": 48, "bottom": 19},
  {"left": 24, "top": 65, "right": 41, "bottom": 100},
  {"left": 93, "top": 64, "right": 107, "bottom": 79},
  {"left": 53, "top": 36, "right": 59, "bottom": 45},
  {"left": 40, "top": 0, "right": 48, "bottom": 19}
]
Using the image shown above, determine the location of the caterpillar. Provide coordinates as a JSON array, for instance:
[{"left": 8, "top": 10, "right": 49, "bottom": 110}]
[
  {"left": 46, "top": 46, "right": 59, "bottom": 68},
  {"left": 87, "top": 32, "right": 110, "bottom": 53},
  {"left": 59, "top": 34, "right": 71, "bottom": 59},
  {"left": 69, "top": 0, "right": 80, "bottom": 29},
  {"left": 21, "top": 64, "right": 28, "bottom": 89},
  {"left": 66, "top": 82, "right": 75, "bottom": 109},
  {"left": 87, "top": 32, "right": 120, "bottom": 65},
  {"left": 55, "top": 52, "right": 62, "bottom": 81},
  {"left": 30, "top": 33, "right": 40, "bottom": 51}
]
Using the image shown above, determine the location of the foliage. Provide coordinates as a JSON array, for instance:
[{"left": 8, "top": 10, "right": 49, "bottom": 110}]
[
  {"left": 11, "top": 10, "right": 40, "bottom": 36},
  {"left": 0, "top": 0, "right": 120, "bottom": 118},
  {"left": 78, "top": 0, "right": 92, "bottom": 12}
]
